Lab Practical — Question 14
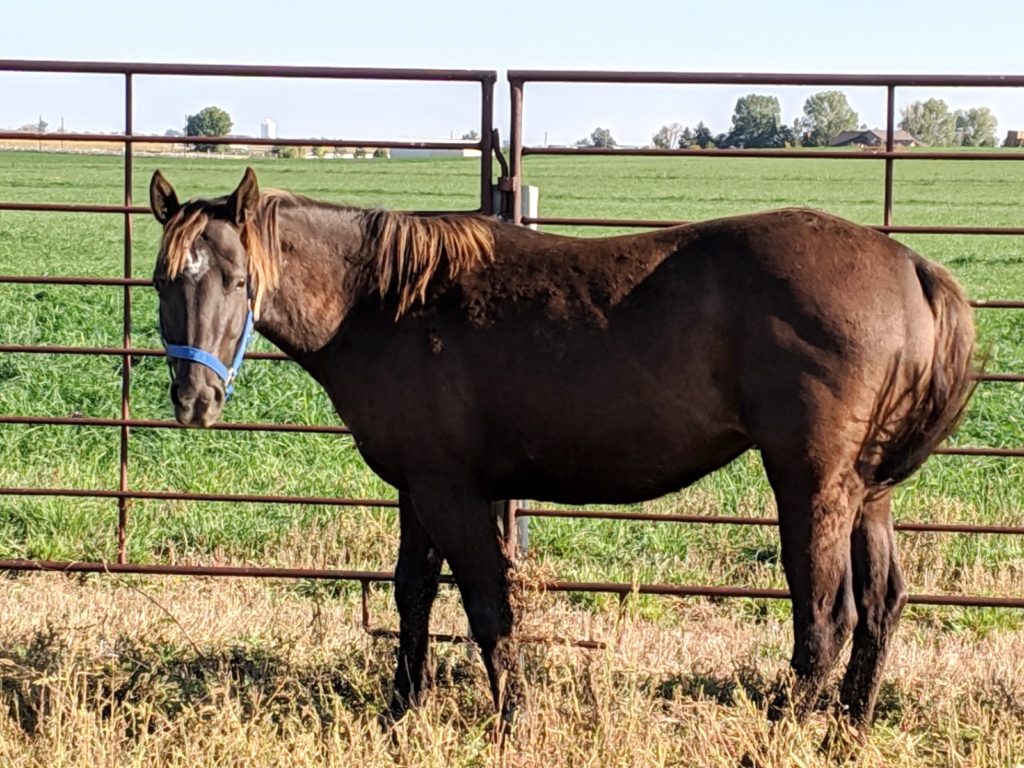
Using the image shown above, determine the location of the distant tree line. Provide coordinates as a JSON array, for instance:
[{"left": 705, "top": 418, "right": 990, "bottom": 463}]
[
  {"left": 577, "top": 91, "right": 1004, "bottom": 150},
  {"left": 12, "top": 94, "right": 1005, "bottom": 153}
]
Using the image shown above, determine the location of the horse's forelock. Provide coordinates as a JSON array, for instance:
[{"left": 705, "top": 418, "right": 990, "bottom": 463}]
[
  {"left": 160, "top": 207, "right": 210, "bottom": 280},
  {"left": 159, "top": 196, "right": 283, "bottom": 321}
]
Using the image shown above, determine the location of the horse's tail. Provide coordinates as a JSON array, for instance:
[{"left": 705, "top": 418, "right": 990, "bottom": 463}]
[{"left": 863, "top": 256, "right": 977, "bottom": 492}]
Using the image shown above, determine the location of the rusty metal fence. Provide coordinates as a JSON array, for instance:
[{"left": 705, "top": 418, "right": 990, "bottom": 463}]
[
  {"left": 0, "top": 59, "right": 498, "bottom": 621},
  {"left": 0, "top": 61, "right": 1022, "bottom": 620}
]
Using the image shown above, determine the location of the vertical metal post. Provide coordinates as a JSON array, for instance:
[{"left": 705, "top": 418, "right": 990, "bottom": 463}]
[
  {"left": 503, "top": 499, "right": 519, "bottom": 559},
  {"left": 479, "top": 75, "right": 495, "bottom": 215},
  {"left": 505, "top": 77, "right": 529, "bottom": 555},
  {"left": 361, "top": 580, "right": 372, "bottom": 631},
  {"left": 509, "top": 78, "right": 524, "bottom": 226},
  {"left": 883, "top": 84, "right": 895, "bottom": 229},
  {"left": 118, "top": 71, "right": 134, "bottom": 564}
]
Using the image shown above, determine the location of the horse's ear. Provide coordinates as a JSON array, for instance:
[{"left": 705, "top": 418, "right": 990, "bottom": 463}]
[
  {"left": 149, "top": 170, "right": 179, "bottom": 225},
  {"left": 228, "top": 167, "right": 260, "bottom": 226}
]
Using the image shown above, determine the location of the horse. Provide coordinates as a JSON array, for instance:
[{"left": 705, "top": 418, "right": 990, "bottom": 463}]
[{"left": 149, "top": 167, "right": 975, "bottom": 738}]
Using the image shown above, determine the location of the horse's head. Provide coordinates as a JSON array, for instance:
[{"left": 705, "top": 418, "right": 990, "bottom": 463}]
[{"left": 150, "top": 168, "right": 260, "bottom": 427}]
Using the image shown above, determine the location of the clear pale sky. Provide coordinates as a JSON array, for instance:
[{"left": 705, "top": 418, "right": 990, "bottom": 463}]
[{"left": 3, "top": 0, "right": 1024, "bottom": 147}]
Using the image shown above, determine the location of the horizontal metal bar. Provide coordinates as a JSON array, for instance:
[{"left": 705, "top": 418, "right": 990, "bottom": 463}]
[
  {"left": 523, "top": 508, "right": 779, "bottom": 526},
  {"left": 0, "top": 275, "right": 150, "bottom": 287},
  {"left": 543, "top": 580, "right": 1024, "bottom": 609},
  {"left": 880, "top": 226, "right": 1024, "bottom": 237},
  {"left": 932, "top": 446, "right": 1024, "bottom": 456},
  {"left": 508, "top": 70, "right": 1024, "bottom": 88},
  {"left": 0, "top": 558, "right": 1019, "bottom": 609},
  {"left": 0, "top": 344, "right": 289, "bottom": 361},
  {"left": 0, "top": 559, "right": 401, "bottom": 581},
  {"left": 2, "top": 482, "right": 1018, "bottom": 535},
  {"left": 523, "top": 145, "right": 1024, "bottom": 162},
  {"left": 520, "top": 508, "right": 1024, "bottom": 535},
  {"left": 0, "top": 59, "right": 496, "bottom": 82},
  {"left": 2, "top": 344, "right": 1018, "bottom": 383},
  {"left": 0, "top": 487, "right": 395, "bottom": 507},
  {"left": 968, "top": 300, "right": 1024, "bottom": 309},
  {"left": 0, "top": 202, "right": 145, "bottom": 215},
  {"left": 0, "top": 131, "right": 485, "bottom": 151},
  {"left": 544, "top": 580, "right": 788, "bottom": 599},
  {"left": 903, "top": 594, "right": 1024, "bottom": 608},
  {"left": 0, "top": 414, "right": 347, "bottom": 434},
  {"left": 366, "top": 627, "right": 606, "bottom": 650},
  {"left": 966, "top": 374, "right": 1024, "bottom": 382},
  {"left": 0, "top": 201, "right": 481, "bottom": 217},
  {"left": 3, "top": 275, "right": 1024, "bottom": 314},
  {"left": 894, "top": 521, "right": 1024, "bottom": 535},
  {"left": 1, "top": 411, "right": 1018, "bottom": 451},
  {"left": 522, "top": 215, "right": 1024, "bottom": 237}
]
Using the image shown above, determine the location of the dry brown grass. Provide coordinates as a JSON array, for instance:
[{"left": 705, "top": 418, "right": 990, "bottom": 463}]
[
  {"left": 0, "top": 139, "right": 179, "bottom": 154},
  {"left": 0, "top": 573, "right": 1021, "bottom": 767}
]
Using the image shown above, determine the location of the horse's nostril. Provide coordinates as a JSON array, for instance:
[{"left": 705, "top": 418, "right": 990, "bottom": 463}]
[{"left": 172, "top": 383, "right": 197, "bottom": 409}]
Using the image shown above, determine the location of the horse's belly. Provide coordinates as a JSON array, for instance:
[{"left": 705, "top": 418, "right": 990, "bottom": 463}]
[{"left": 496, "top": 423, "right": 752, "bottom": 505}]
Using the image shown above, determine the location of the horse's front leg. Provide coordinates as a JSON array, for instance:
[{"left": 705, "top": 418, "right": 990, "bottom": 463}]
[
  {"left": 407, "top": 476, "right": 523, "bottom": 736},
  {"left": 383, "top": 491, "right": 443, "bottom": 725}
]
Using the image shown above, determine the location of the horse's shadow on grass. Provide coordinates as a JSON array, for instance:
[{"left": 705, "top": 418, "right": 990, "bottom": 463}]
[
  {"left": 644, "top": 664, "right": 774, "bottom": 709},
  {"left": 644, "top": 664, "right": 905, "bottom": 724},
  {"left": 0, "top": 626, "right": 910, "bottom": 747},
  {"left": 0, "top": 627, "right": 397, "bottom": 736}
]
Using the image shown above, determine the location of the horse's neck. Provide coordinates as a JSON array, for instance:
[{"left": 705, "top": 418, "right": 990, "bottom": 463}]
[{"left": 255, "top": 204, "right": 366, "bottom": 359}]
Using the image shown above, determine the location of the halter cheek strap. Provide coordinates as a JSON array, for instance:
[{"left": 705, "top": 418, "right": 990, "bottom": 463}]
[{"left": 161, "top": 300, "right": 256, "bottom": 399}]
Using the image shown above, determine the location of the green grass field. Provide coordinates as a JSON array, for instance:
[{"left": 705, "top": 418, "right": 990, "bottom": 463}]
[
  {"left": 0, "top": 149, "right": 1022, "bottom": 614},
  {"left": 2, "top": 150, "right": 1024, "bottom": 767}
]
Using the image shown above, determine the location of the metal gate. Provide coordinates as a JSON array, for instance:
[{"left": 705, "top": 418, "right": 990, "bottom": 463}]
[{"left": 0, "top": 61, "right": 1021, "bottom": 621}]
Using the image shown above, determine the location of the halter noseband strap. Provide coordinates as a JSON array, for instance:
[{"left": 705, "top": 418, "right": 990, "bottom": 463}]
[{"left": 161, "top": 297, "right": 256, "bottom": 399}]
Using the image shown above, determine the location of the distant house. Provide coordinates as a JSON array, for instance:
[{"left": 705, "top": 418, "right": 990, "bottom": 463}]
[
  {"left": 1004, "top": 130, "right": 1024, "bottom": 147},
  {"left": 390, "top": 147, "right": 481, "bottom": 159},
  {"left": 830, "top": 129, "right": 920, "bottom": 148}
]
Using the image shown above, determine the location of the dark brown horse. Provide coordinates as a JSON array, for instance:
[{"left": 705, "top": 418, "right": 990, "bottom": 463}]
[{"left": 150, "top": 167, "right": 974, "bottom": 737}]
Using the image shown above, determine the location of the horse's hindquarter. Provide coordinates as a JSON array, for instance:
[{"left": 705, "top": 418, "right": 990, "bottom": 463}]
[{"left": 725, "top": 210, "right": 938, "bottom": 460}]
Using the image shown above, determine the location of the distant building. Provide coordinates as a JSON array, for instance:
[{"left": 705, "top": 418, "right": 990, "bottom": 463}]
[
  {"left": 260, "top": 119, "right": 277, "bottom": 140},
  {"left": 830, "top": 129, "right": 920, "bottom": 148},
  {"left": 1004, "top": 130, "right": 1024, "bottom": 147},
  {"left": 389, "top": 147, "right": 481, "bottom": 159}
]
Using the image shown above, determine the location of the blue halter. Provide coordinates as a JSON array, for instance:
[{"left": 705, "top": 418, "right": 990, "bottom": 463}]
[{"left": 161, "top": 298, "right": 256, "bottom": 399}]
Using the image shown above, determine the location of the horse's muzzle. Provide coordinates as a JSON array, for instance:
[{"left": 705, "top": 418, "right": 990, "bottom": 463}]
[{"left": 171, "top": 380, "right": 225, "bottom": 427}]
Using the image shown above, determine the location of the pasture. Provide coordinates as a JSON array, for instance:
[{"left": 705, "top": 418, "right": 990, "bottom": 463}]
[{"left": 0, "top": 150, "right": 1022, "bottom": 766}]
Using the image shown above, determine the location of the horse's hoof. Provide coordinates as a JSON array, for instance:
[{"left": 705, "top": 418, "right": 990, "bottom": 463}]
[
  {"left": 820, "top": 719, "right": 866, "bottom": 762},
  {"left": 377, "top": 702, "right": 407, "bottom": 733},
  {"left": 492, "top": 695, "right": 526, "bottom": 748}
]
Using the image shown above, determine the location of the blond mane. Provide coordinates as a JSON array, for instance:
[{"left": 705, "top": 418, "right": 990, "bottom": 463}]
[
  {"left": 159, "top": 193, "right": 494, "bottom": 321},
  {"left": 369, "top": 210, "right": 495, "bottom": 318}
]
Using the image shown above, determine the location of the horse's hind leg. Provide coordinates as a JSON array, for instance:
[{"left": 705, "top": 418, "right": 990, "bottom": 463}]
[
  {"left": 839, "top": 489, "right": 908, "bottom": 732},
  {"left": 763, "top": 456, "right": 860, "bottom": 723},
  {"left": 407, "top": 477, "right": 521, "bottom": 730},
  {"left": 385, "top": 491, "right": 443, "bottom": 723}
]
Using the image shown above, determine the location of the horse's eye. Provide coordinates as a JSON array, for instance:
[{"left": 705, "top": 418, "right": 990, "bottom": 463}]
[{"left": 235, "top": 278, "right": 246, "bottom": 290}]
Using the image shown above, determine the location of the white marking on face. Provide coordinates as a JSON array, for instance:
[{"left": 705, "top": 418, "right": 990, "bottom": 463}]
[{"left": 184, "top": 243, "right": 210, "bottom": 277}]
